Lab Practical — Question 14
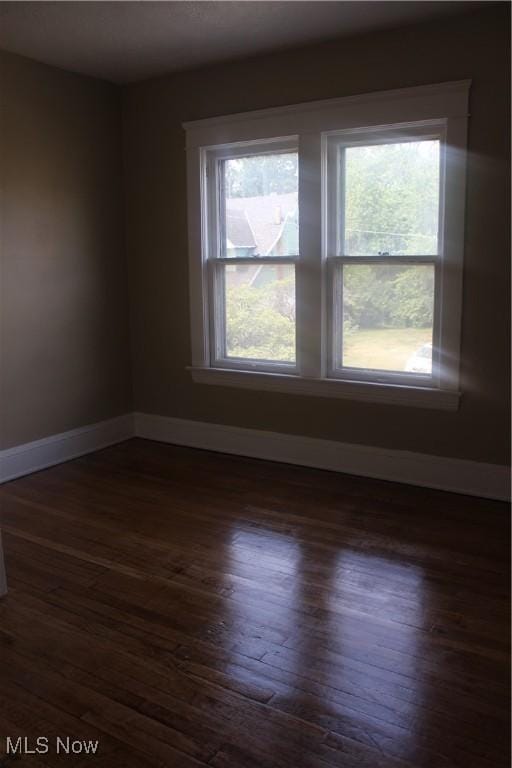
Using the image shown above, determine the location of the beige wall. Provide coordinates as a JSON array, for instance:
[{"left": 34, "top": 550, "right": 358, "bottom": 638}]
[
  {"left": 0, "top": 50, "right": 132, "bottom": 449},
  {"left": 123, "top": 5, "right": 510, "bottom": 467}
]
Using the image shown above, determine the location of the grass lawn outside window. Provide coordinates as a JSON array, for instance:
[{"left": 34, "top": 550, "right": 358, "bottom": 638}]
[{"left": 343, "top": 327, "right": 431, "bottom": 372}]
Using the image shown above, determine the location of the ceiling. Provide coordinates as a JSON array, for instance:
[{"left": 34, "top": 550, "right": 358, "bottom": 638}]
[{"left": 0, "top": 1, "right": 488, "bottom": 84}]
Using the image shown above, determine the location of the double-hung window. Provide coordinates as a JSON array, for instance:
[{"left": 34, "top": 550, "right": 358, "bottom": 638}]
[{"left": 185, "top": 81, "right": 470, "bottom": 409}]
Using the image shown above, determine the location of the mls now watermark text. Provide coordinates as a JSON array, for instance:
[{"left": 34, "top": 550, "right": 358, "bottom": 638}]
[{"left": 5, "top": 736, "right": 99, "bottom": 756}]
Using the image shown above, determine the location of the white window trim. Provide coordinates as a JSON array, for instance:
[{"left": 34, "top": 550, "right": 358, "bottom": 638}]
[{"left": 184, "top": 80, "right": 470, "bottom": 410}]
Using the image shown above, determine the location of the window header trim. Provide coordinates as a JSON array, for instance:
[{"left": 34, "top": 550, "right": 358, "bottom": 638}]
[{"left": 183, "top": 80, "right": 471, "bottom": 149}]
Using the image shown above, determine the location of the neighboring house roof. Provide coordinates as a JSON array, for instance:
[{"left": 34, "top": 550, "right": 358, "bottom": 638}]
[
  {"left": 225, "top": 208, "right": 256, "bottom": 250},
  {"left": 226, "top": 192, "right": 297, "bottom": 255}
]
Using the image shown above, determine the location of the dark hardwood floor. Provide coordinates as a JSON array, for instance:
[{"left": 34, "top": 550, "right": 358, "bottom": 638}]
[{"left": 0, "top": 438, "right": 509, "bottom": 768}]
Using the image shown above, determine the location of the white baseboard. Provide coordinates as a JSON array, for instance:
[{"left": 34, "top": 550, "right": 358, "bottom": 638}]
[
  {"left": 0, "top": 414, "right": 134, "bottom": 484},
  {"left": 0, "top": 411, "right": 508, "bottom": 501},
  {"left": 134, "top": 412, "right": 510, "bottom": 501}
]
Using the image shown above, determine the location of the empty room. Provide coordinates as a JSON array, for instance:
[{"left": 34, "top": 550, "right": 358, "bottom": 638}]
[{"left": 0, "top": 1, "right": 510, "bottom": 766}]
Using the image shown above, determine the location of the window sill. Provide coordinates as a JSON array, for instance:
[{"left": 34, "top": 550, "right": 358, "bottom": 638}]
[{"left": 188, "top": 367, "right": 460, "bottom": 411}]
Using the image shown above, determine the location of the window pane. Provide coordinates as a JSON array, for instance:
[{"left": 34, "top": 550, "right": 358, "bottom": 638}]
[
  {"left": 224, "top": 264, "right": 295, "bottom": 362},
  {"left": 223, "top": 152, "right": 298, "bottom": 257},
  {"left": 344, "top": 140, "right": 440, "bottom": 256},
  {"left": 342, "top": 264, "right": 434, "bottom": 374}
]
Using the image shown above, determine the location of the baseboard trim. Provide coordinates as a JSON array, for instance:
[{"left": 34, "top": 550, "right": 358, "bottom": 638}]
[
  {"left": 1, "top": 411, "right": 508, "bottom": 501},
  {"left": 0, "top": 414, "right": 134, "bottom": 484},
  {"left": 134, "top": 412, "right": 510, "bottom": 501}
]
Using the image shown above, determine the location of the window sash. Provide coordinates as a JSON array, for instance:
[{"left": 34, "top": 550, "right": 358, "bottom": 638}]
[
  {"left": 325, "top": 124, "right": 446, "bottom": 260},
  {"left": 208, "top": 259, "right": 298, "bottom": 373},
  {"left": 326, "top": 257, "right": 441, "bottom": 387},
  {"left": 206, "top": 137, "right": 298, "bottom": 261}
]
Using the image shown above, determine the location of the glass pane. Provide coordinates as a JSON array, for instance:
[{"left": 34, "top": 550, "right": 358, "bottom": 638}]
[
  {"left": 342, "top": 264, "right": 434, "bottom": 374},
  {"left": 224, "top": 264, "right": 295, "bottom": 363},
  {"left": 344, "top": 140, "right": 440, "bottom": 256},
  {"left": 223, "top": 152, "right": 298, "bottom": 257}
]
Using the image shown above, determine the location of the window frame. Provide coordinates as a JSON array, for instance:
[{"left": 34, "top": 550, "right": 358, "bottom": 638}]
[
  {"left": 184, "top": 81, "right": 470, "bottom": 410},
  {"left": 324, "top": 123, "right": 445, "bottom": 388},
  {"left": 205, "top": 137, "right": 300, "bottom": 374}
]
